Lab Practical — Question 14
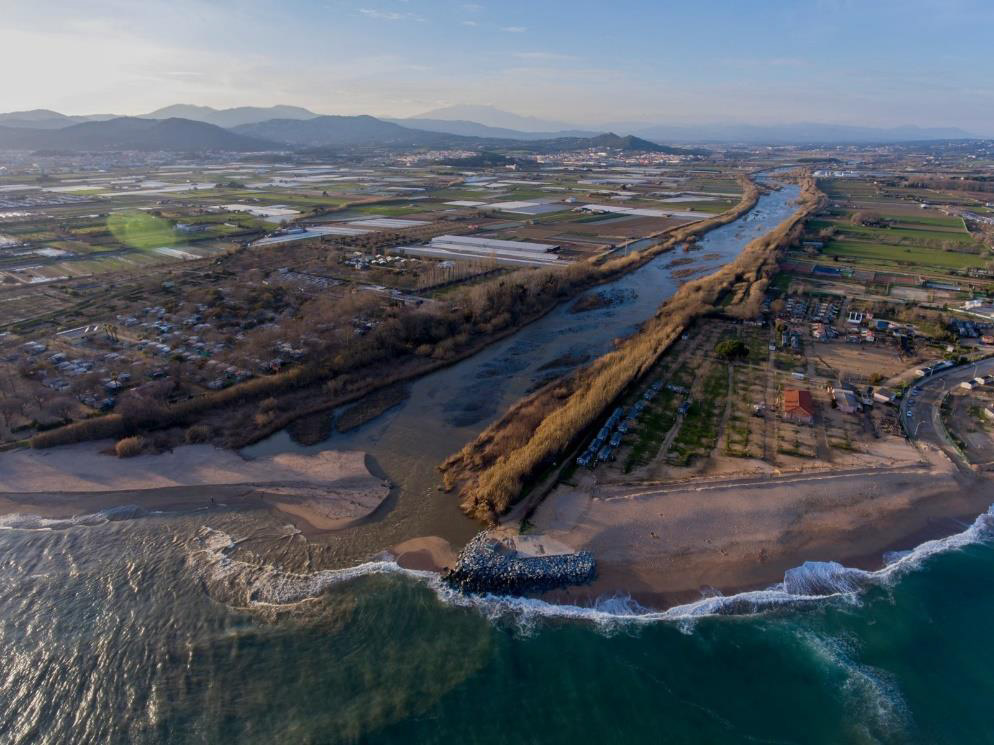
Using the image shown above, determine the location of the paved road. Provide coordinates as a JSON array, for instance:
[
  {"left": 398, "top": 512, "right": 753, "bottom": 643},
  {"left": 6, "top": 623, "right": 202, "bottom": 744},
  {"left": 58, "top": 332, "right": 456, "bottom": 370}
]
[{"left": 900, "top": 356, "right": 994, "bottom": 470}]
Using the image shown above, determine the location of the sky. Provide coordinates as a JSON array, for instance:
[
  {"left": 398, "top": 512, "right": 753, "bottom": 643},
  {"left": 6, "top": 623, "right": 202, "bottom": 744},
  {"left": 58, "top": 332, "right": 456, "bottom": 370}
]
[{"left": 2, "top": 0, "right": 994, "bottom": 132}]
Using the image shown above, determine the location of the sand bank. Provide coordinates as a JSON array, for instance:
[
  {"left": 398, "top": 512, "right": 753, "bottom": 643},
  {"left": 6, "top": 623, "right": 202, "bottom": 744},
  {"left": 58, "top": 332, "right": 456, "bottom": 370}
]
[
  {"left": 391, "top": 536, "right": 458, "bottom": 572},
  {"left": 0, "top": 443, "right": 389, "bottom": 532}
]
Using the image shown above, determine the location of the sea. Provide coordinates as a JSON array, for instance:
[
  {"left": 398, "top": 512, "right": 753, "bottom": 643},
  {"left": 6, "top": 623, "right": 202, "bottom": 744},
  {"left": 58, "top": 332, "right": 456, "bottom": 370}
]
[{"left": 1, "top": 504, "right": 993, "bottom": 744}]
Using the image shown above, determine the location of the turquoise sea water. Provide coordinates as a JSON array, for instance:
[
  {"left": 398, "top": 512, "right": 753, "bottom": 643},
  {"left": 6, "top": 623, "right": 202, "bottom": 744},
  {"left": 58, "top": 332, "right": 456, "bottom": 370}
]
[{"left": 1, "top": 506, "right": 992, "bottom": 744}]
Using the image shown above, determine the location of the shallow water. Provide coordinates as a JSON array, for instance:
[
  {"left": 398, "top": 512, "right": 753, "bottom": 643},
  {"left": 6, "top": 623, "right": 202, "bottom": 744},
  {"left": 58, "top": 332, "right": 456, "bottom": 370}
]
[
  {"left": 1, "top": 504, "right": 992, "bottom": 744},
  {"left": 244, "top": 182, "right": 802, "bottom": 560}
]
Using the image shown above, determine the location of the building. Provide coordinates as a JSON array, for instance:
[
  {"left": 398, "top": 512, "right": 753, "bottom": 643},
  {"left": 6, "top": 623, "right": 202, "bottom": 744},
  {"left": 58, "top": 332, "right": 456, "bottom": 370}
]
[
  {"left": 873, "top": 388, "right": 898, "bottom": 405},
  {"left": 398, "top": 234, "right": 563, "bottom": 267},
  {"left": 833, "top": 387, "right": 861, "bottom": 414},
  {"left": 783, "top": 389, "right": 815, "bottom": 424}
]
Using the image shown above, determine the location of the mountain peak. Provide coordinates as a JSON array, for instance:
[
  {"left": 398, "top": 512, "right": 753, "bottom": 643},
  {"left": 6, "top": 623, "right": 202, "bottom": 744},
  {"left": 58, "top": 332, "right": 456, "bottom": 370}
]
[{"left": 141, "top": 104, "right": 321, "bottom": 128}]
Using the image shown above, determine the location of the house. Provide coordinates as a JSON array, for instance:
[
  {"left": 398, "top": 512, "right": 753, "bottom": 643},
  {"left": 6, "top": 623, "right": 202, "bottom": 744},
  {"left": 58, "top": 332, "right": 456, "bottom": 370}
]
[
  {"left": 833, "top": 387, "right": 862, "bottom": 414},
  {"left": 783, "top": 389, "right": 815, "bottom": 424},
  {"left": 873, "top": 388, "right": 898, "bottom": 405}
]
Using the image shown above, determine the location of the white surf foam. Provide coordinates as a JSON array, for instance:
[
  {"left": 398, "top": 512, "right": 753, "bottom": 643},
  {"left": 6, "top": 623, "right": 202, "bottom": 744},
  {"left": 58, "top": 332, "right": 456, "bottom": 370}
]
[
  {"left": 800, "top": 631, "right": 912, "bottom": 738},
  {"left": 0, "top": 505, "right": 155, "bottom": 532},
  {"left": 187, "top": 503, "right": 994, "bottom": 624},
  {"left": 188, "top": 527, "right": 438, "bottom": 608}
]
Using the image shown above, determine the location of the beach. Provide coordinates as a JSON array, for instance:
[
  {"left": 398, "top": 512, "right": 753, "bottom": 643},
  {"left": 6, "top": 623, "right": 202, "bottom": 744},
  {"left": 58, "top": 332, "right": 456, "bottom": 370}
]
[
  {"left": 530, "top": 450, "right": 994, "bottom": 607},
  {"left": 0, "top": 442, "right": 390, "bottom": 532}
]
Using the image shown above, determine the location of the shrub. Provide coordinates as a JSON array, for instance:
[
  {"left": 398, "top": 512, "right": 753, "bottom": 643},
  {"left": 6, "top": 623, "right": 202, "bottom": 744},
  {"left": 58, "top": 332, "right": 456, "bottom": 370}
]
[
  {"left": 184, "top": 424, "right": 211, "bottom": 444},
  {"left": 715, "top": 339, "right": 749, "bottom": 361},
  {"left": 114, "top": 435, "right": 145, "bottom": 458}
]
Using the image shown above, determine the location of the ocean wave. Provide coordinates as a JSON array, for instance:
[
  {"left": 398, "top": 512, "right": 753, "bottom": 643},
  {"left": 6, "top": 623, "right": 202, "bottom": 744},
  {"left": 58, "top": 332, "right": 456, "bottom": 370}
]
[
  {"left": 800, "top": 631, "right": 912, "bottom": 738},
  {"left": 429, "top": 504, "right": 994, "bottom": 628},
  {"left": 0, "top": 505, "right": 150, "bottom": 532},
  {"left": 188, "top": 504, "right": 994, "bottom": 625},
  {"left": 188, "top": 527, "right": 437, "bottom": 609}
]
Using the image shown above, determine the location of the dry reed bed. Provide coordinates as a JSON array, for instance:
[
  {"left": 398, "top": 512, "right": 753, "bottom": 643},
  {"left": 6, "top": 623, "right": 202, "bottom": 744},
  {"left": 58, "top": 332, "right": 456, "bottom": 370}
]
[{"left": 441, "top": 173, "right": 825, "bottom": 522}]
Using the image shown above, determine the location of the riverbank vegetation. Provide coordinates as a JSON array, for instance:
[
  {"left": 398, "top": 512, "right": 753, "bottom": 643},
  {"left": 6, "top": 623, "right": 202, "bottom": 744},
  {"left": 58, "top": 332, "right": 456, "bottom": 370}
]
[{"left": 440, "top": 172, "right": 825, "bottom": 522}]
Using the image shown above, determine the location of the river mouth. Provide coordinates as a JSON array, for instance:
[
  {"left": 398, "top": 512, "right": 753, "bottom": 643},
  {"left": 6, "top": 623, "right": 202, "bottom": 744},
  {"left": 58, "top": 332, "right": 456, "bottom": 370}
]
[{"left": 242, "top": 180, "right": 802, "bottom": 565}]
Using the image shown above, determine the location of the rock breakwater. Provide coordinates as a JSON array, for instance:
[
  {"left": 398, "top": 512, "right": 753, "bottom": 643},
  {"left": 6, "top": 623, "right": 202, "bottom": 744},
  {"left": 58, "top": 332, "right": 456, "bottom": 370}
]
[{"left": 444, "top": 532, "right": 596, "bottom": 595}]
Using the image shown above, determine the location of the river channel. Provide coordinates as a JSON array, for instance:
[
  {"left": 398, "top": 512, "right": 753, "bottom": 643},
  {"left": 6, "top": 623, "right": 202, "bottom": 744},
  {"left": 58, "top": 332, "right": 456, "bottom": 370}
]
[{"left": 244, "top": 178, "right": 802, "bottom": 561}]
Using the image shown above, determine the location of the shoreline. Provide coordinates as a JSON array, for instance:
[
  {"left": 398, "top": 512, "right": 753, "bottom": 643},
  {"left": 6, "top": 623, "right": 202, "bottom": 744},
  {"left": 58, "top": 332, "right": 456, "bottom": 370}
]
[
  {"left": 1, "top": 463, "right": 990, "bottom": 614},
  {"left": 530, "top": 464, "right": 994, "bottom": 610}
]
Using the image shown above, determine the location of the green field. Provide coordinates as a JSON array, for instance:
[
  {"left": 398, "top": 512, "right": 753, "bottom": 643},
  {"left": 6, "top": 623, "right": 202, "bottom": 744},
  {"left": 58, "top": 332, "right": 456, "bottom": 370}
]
[
  {"left": 889, "top": 215, "right": 968, "bottom": 230},
  {"left": 673, "top": 200, "right": 733, "bottom": 213},
  {"left": 808, "top": 218, "right": 976, "bottom": 246},
  {"left": 823, "top": 239, "right": 987, "bottom": 270}
]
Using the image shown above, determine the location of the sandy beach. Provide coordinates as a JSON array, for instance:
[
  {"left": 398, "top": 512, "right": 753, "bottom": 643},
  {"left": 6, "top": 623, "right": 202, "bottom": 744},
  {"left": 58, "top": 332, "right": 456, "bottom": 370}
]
[
  {"left": 0, "top": 443, "right": 390, "bottom": 531},
  {"left": 529, "top": 450, "right": 994, "bottom": 607}
]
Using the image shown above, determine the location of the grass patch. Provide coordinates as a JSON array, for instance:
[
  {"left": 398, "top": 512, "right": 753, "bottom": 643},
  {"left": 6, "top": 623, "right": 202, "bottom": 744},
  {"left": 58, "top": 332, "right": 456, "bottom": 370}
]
[
  {"left": 670, "top": 364, "right": 728, "bottom": 465},
  {"left": 623, "top": 389, "right": 677, "bottom": 472},
  {"left": 823, "top": 239, "right": 987, "bottom": 270}
]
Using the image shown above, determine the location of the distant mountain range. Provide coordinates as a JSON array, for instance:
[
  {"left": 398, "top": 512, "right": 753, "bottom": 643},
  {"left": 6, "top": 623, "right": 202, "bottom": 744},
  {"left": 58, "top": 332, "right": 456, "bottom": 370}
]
[
  {"left": 231, "top": 115, "right": 458, "bottom": 148},
  {"left": 382, "top": 117, "right": 597, "bottom": 141},
  {"left": 140, "top": 104, "right": 320, "bottom": 128},
  {"left": 231, "top": 116, "right": 688, "bottom": 153},
  {"left": 0, "top": 105, "right": 323, "bottom": 131},
  {"left": 0, "top": 109, "right": 118, "bottom": 129},
  {"left": 0, "top": 103, "right": 978, "bottom": 152},
  {"left": 0, "top": 111, "right": 688, "bottom": 154},
  {"left": 0, "top": 118, "right": 271, "bottom": 152}
]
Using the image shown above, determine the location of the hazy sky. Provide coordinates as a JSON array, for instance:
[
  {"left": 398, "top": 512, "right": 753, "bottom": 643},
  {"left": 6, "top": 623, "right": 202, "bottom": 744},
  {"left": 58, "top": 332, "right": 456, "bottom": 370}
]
[{"left": 3, "top": 0, "right": 994, "bottom": 131}]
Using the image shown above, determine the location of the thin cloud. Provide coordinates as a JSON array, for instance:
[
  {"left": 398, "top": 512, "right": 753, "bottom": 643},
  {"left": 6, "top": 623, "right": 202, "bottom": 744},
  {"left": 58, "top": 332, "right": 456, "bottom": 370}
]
[
  {"left": 358, "top": 8, "right": 423, "bottom": 21},
  {"left": 462, "top": 20, "right": 479, "bottom": 26},
  {"left": 501, "top": 26, "right": 527, "bottom": 33},
  {"left": 512, "top": 51, "right": 576, "bottom": 61}
]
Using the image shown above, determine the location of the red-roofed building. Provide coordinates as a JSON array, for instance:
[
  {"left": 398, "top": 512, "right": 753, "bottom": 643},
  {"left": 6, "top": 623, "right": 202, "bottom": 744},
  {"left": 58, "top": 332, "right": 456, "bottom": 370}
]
[{"left": 783, "top": 389, "right": 815, "bottom": 424}]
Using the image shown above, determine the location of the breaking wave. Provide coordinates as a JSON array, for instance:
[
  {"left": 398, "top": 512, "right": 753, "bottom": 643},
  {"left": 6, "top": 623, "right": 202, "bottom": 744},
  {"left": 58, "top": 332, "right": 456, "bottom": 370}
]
[
  {"left": 188, "top": 505, "right": 994, "bottom": 628},
  {"left": 800, "top": 631, "right": 913, "bottom": 739},
  {"left": 188, "top": 527, "right": 437, "bottom": 608},
  {"left": 0, "top": 505, "right": 151, "bottom": 532}
]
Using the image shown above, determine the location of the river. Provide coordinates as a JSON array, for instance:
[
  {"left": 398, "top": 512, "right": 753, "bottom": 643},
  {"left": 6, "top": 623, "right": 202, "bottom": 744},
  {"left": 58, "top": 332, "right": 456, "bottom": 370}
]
[{"left": 244, "top": 180, "right": 802, "bottom": 561}]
